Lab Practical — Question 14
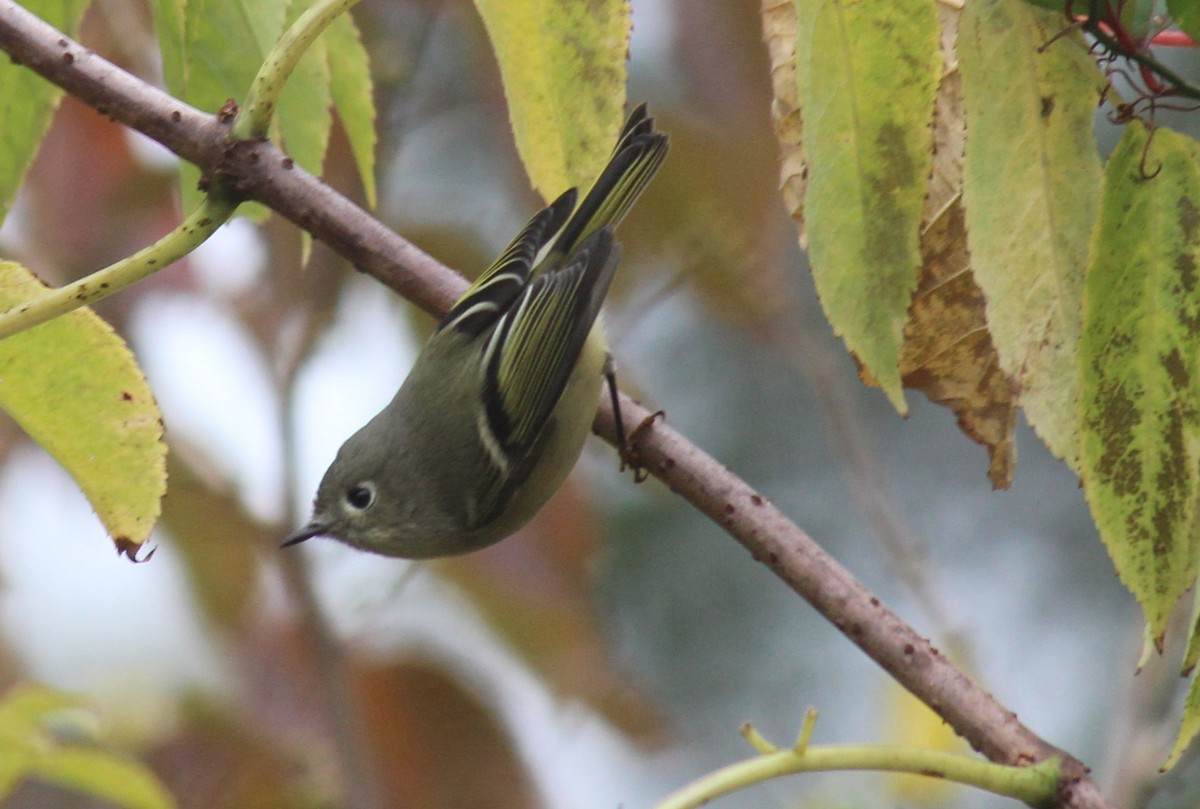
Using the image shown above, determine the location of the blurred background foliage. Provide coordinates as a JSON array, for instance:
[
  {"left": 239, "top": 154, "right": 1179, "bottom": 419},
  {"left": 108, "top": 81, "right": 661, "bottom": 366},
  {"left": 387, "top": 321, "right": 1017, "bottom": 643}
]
[{"left": 1, "top": 0, "right": 1199, "bottom": 807}]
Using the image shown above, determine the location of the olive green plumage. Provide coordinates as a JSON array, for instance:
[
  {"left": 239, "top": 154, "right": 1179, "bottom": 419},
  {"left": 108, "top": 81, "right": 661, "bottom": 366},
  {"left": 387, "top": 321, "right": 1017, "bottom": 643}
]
[{"left": 285, "top": 104, "right": 669, "bottom": 558}]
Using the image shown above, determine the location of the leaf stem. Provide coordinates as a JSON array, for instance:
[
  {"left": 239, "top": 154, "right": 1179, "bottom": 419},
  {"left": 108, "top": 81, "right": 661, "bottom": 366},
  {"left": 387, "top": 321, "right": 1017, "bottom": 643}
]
[
  {"left": 233, "top": 0, "right": 361, "bottom": 140},
  {"left": 1082, "top": 20, "right": 1200, "bottom": 102},
  {"left": 0, "top": 193, "right": 238, "bottom": 341},
  {"left": 653, "top": 743, "right": 1061, "bottom": 809}
]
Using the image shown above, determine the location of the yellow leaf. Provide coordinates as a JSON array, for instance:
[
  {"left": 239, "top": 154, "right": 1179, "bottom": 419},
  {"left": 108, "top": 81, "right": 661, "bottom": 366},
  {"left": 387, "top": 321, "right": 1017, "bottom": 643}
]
[
  {"left": 0, "top": 262, "right": 166, "bottom": 556},
  {"left": 1079, "top": 123, "right": 1200, "bottom": 645},
  {"left": 0, "top": 683, "right": 175, "bottom": 809},
  {"left": 881, "top": 680, "right": 967, "bottom": 806},
  {"left": 796, "top": 0, "right": 941, "bottom": 411},
  {"left": 959, "top": 0, "right": 1104, "bottom": 468},
  {"left": 473, "top": 0, "right": 631, "bottom": 199},
  {"left": 1163, "top": 666, "right": 1200, "bottom": 771}
]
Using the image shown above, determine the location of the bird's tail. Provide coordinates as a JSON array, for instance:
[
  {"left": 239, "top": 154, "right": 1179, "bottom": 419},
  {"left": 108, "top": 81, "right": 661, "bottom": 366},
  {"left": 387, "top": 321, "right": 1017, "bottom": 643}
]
[{"left": 543, "top": 103, "right": 669, "bottom": 268}]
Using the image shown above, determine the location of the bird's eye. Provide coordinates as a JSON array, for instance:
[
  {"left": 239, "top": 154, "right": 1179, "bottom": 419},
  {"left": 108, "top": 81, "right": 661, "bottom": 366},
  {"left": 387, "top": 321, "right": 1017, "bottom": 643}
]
[{"left": 345, "top": 482, "right": 375, "bottom": 511}]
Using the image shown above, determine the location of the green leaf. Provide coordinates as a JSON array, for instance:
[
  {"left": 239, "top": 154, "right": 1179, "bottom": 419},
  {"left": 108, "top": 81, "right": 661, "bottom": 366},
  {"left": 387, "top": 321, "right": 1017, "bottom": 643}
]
[
  {"left": 0, "top": 262, "right": 167, "bottom": 556},
  {"left": 148, "top": 0, "right": 187, "bottom": 97},
  {"left": 1184, "top": 577, "right": 1200, "bottom": 675},
  {"left": 0, "top": 684, "right": 79, "bottom": 799},
  {"left": 0, "top": 683, "right": 81, "bottom": 734},
  {"left": 959, "top": 0, "right": 1104, "bottom": 467},
  {"left": 0, "top": 0, "right": 90, "bottom": 228},
  {"left": 1017, "top": 0, "right": 1070, "bottom": 10},
  {"left": 1168, "top": 0, "right": 1200, "bottom": 45},
  {"left": 1122, "top": 0, "right": 1159, "bottom": 43},
  {"left": 796, "top": 0, "right": 940, "bottom": 411},
  {"left": 274, "top": 0, "right": 333, "bottom": 182},
  {"left": 1079, "top": 122, "right": 1200, "bottom": 645},
  {"left": 0, "top": 683, "right": 174, "bottom": 809},
  {"left": 1165, "top": 664, "right": 1200, "bottom": 771},
  {"left": 182, "top": 0, "right": 286, "bottom": 113},
  {"left": 31, "top": 747, "right": 176, "bottom": 809},
  {"left": 175, "top": 0, "right": 288, "bottom": 213},
  {"left": 472, "top": 0, "right": 631, "bottom": 199},
  {"left": 326, "top": 11, "right": 377, "bottom": 208}
]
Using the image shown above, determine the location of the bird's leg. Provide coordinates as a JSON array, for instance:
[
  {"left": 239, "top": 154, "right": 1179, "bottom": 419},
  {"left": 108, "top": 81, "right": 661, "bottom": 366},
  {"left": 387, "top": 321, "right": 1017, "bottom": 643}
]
[{"left": 604, "top": 355, "right": 663, "bottom": 483}]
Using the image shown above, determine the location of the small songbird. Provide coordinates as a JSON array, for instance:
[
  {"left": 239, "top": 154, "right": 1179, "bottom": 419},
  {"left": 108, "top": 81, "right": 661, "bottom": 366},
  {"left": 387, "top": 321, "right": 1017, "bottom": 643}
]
[{"left": 284, "top": 104, "right": 668, "bottom": 558}]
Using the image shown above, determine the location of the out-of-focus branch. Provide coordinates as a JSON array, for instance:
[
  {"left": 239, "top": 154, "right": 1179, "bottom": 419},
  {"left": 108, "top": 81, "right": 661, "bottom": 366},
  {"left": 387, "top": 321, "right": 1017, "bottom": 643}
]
[
  {"left": 0, "top": 3, "right": 1115, "bottom": 806},
  {"left": 768, "top": 315, "right": 973, "bottom": 666},
  {"left": 274, "top": 270, "right": 383, "bottom": 809}
]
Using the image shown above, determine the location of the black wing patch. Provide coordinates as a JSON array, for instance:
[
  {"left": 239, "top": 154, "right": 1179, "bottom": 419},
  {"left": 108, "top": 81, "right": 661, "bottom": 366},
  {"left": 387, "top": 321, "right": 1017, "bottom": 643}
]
[
  {"left": 480, "top": 229, "right": 619, "bottom": 454},
  {"left": 439, "top": 188, "right": 577, "bottom": 337},
  {"left": 544, "top": 104, "right": 669, "bottom": 267}
]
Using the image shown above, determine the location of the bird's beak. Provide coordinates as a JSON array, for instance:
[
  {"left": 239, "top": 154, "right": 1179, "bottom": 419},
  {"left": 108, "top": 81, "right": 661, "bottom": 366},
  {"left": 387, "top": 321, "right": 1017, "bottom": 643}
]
[{"left": 281, "top": 520, "right": 331, "bottom": 548}]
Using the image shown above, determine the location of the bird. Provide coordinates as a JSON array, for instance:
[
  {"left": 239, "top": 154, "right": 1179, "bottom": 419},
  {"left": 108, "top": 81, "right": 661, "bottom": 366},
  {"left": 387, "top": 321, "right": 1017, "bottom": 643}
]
[{"left": 283, "top": 103, "right": 668, "bottom": 558}]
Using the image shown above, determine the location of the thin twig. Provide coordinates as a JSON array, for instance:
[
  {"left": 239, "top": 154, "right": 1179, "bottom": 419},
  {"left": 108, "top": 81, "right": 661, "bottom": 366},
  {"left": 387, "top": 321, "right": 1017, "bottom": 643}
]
[
  {"left": 1082, "top": 19, "right": 1200, "bottom": 102},
  {"left": 768, "top": 315, "right": 973, "bottom": 666}
]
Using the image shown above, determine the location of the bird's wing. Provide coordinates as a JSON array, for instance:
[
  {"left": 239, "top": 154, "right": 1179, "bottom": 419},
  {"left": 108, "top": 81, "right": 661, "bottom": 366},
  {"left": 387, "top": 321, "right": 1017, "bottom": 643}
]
[
  {"left": 439, "top": 188, "right": 577, "bottom": 337},
  {"left": 460, "top": 231, "right": 618, "bottom": 530},
  {"left": 480, "top": 229, "right": 619, "bottom": 457}
]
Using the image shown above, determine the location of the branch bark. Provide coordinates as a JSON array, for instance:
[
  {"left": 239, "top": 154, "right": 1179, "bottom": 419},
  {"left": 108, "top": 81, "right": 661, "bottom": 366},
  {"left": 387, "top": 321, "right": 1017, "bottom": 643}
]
[{"left": 0, "top": 2, "right": 1116, "bottom": 807}]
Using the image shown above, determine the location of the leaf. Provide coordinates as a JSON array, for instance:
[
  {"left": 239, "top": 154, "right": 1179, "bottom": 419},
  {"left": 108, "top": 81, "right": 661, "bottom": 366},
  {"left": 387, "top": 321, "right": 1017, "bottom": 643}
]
[
  {"left": 472, "top": 0, "right": 631, "bottom": 199},
  {"left": 174, "top": 0, "right": 287, "bottom": 213},
  {"left": 926, "top": 1, "right": 965, "bottom": 218},
  {"left": 0, "top": 262, "right": 167, "bottom": 556},
  {"left": 1164, "top": 663, "right": 1200, "bottom": 771},
  {"left": 881, "top": 679, "right": 967, "bottom": 805},
  {"left": 903, "top": 200, "right": 1018, "bottom": 488},
  {"left": 1079, "top": 122, "right": 1200, "bottom": 647},
  {"left": 797, "top": 0, "right": 941, "bottom": 412},
  {"left": 0, "top": 684, "right": 79, "bottom": 800},
  {"left": 0, "top": 0, "right": 90, "bottom": 227},
  {"left": 959, "top": 0, "right": 1104, "bottom": 468},
  {"left": 181, "top": 0, "right": 287, "bottom": 120},
  {"left": 762, "top": 0, "right": 807, "bottom": 248},
  {"left": 901, "top": 2, "right": 1018, "bottom": 488},
  {"left": 1168, "top": 0, "right": 1200, "bottom": 46},
  {"left": 1120, "top": 0, "right": 1160, "bottom": 44},
  {"left": 0, "top": 683, "right": 175, "bottom": 809},
  {"left": 274, "top": 0, "right": 333, "bottom": 182},
  {"left": 158, "top": 449, "right": 269, "bottom": 631},
  {"left": 0, "top": 683, "right": 81, "bottom": 731},
  {"left": 30, "top": 747, "right": 176, "bottom": 809},
  {"left": 351, "top": 660, "right": 545, "bottom": 809},
  {"left": 1184, "top": 578, "right": 1200, "bottom": 675},
  {"left": 148, "top": 0, "right": 187, "bottom": 98},
  {"left": 326, "top": 11, "right": 378, "bottom": 208}
]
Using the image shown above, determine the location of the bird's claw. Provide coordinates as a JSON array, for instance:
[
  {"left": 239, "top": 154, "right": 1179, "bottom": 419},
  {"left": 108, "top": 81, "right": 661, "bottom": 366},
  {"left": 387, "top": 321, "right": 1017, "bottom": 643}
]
[{"left": 619, "top": 409, "right": 664, "bottom": 483}]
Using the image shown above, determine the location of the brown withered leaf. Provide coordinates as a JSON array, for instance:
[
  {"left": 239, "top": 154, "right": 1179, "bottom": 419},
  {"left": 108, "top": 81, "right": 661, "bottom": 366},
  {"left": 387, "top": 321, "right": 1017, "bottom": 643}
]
[
  {"left": 149, "top": 696, "right": 298, "bottom": 809},
  {"left": 902, "top": 199, "right": 1017, "bottom": 488},
  {"left": 352, "top": 660, "right": 544, "bottom": 809},
  {"left": 899, "top": 1, "right": 1017, "bottom": 488},
  {"left": 761, "top": 0, "right": 807, "bottom": 249},
  {"left": 159, "top": 444, "right": 271, "bottom": 631}
]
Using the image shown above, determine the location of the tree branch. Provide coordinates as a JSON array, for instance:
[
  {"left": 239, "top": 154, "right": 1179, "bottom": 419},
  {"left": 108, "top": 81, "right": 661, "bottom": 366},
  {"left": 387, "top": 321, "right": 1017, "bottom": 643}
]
[{"left": 0, "top": 2, "right": 1116, "bottom": 807}]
